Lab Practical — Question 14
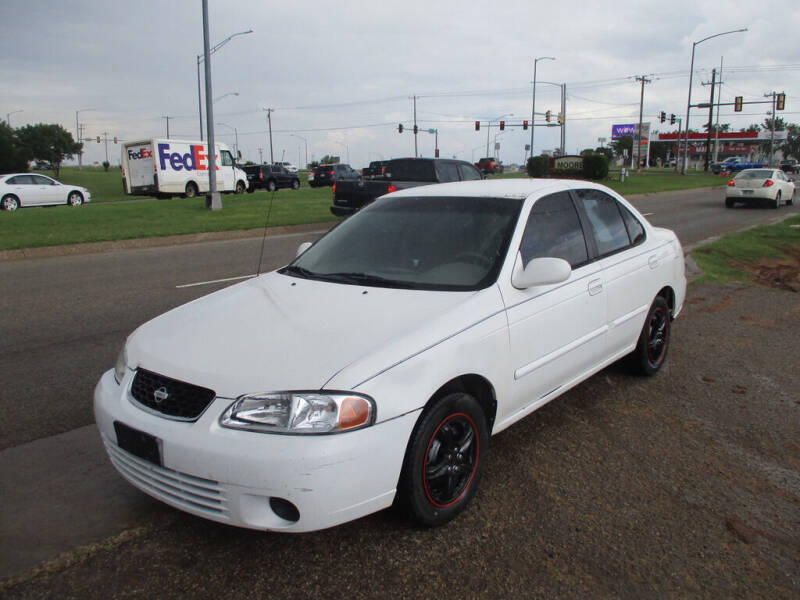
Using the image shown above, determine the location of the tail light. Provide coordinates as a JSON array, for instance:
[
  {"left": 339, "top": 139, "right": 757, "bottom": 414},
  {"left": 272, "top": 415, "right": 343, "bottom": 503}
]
[
  {"left": 328, "top": 170, "right": 335, "bottom": 176},
  {"left": 259, "top": 172, "right": 264, "bottom": 180},
  {"left": 332, "top": 183, "right": 336, "bottom": 196},
  {"left": 762, "top": 179, "right": 774, "bottom": 187},
  {"left": 727, "top": 179, "right": 735, "bottom": 186},
  {"left": 387, "top": 184, "right": 398, "bottom": 194}
]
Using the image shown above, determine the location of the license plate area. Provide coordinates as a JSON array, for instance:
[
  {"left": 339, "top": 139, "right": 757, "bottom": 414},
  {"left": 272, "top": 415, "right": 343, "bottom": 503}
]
[
  {"left": 743, "top": 189, "right": 754, "bottom": 194},
  {"left": 114, "top": 421, "right": 162, "bottom": 466}
]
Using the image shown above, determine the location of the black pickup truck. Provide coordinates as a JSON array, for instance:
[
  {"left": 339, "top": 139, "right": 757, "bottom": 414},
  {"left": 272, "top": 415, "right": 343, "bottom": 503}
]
[
  {"left": 242, "top": 164, "right": 300, "bottom": 192},
  {"left": 330, "top": 157, "right": 483, "bottom": 217}
]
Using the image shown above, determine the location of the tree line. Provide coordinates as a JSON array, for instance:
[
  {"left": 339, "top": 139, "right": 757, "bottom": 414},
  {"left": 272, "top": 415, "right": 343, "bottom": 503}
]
[{"left": 0, "top": 122, "right": 82, "bottom": 176}]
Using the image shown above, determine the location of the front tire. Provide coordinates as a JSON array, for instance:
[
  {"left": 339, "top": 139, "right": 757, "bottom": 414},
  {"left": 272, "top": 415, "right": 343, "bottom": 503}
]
[
  {"left": 235, "top": 180, "right": 246, "bottom": 194},
  {"left": 630, "top": 295, "right": 671, "bottom": 376},
  {"left": 1, "top": 194, "right": 20, "bottom": 211},
  {"left": 398, "top": 392, "right": 487, "bottom": 527},
  {"left": 67, "top": 191, "right": 84, "bottom": 206}
]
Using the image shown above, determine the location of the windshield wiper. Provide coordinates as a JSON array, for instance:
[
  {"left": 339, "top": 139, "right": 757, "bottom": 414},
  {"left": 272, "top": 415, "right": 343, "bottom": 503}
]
[
  {"left": 320, "top": 272, "right": 416, "bottom": 288},
  {"left": 280, "top": 264, "right": 317, "bottom": 279}
]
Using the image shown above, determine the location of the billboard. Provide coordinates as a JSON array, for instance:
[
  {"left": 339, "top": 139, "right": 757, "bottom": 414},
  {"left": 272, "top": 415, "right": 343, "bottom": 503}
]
[{"left": 612, "top": 124, "right": 636, "bottom": 139}]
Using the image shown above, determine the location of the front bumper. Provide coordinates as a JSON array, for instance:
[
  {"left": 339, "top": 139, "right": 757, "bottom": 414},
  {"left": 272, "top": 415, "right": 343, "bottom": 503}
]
[{"left": 94, "top": 369, "right": 416, "bottom": 532}]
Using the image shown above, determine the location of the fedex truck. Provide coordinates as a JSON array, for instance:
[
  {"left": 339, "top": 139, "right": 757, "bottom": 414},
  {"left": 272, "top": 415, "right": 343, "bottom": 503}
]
[{"left": 121, "top": 139, "right": 248, "bottom": 198}]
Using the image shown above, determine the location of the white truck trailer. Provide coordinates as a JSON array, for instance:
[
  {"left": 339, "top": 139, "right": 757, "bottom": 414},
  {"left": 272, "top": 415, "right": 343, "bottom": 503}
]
[{"left": 121, "top": 139, "right": 248, "bottom": 198}]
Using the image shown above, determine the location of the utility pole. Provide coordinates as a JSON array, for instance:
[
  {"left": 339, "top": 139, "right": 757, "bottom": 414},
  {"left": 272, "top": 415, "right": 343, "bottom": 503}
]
[
  {"left": 162, "top": 116, "right": 171, "bottom": 139},
  {"left": 765, "top": 91, "right": 777, "bottom": 166},
  {"left": 702, "top": 69, "right": 717, "bottom": 171},
  {"left": 634, "top": 75, "right": 652, "bottom": 169},
  {"left": 412, "top": 95, "right": 418, "bottom": 158},
  {"left": 560, "top": 83, "right": 566, "bottom": 156},
  {"left": 263, "top": 108, "right": 274, "bottom": 164},
  {"left": 713, "top": 57, "right": 724, "bottom": 163},
  {"left": 258, "top": 147, "right": 263, "bottom": 164}
]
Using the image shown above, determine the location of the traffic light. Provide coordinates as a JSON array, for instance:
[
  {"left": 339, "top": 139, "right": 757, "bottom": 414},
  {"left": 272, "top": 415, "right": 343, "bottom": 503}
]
[
  {"left": 777, "top": 93, "right": 786, "bottom": 111},
  {"left": 435, "top": 149, "right": 440, "bottom": 158},
  {"left": 522, "top": 120, "right": 528, "bottom": 130},
  {"left": 413, "top": 125, "right": 418, "bottom": 134},
  {"left": 96, "top": 136, "right": 100, "bottom": 143},
  {"left": 545, "top": 110, "right": 551, "bottom": 122},
  {"left": 475, "top": 121, "right": 480, "bottom": 131},
  {"left": 660, "top": 111, "right": 666, "bottom": 123},
  {"left": 670, "top": 114, "right": 676, "bottom": 125},
  {"left": 499, "top": 121, "right": 505, "bottom": 131},
  {"left": 398, "top": 123, "right": 403, "bottom": 133},
  {"left": 113, "top": 136, "right": 118, "bottom": 144},
  {"left": 734, "top": 96, "right": 743, "bottom": 112}
]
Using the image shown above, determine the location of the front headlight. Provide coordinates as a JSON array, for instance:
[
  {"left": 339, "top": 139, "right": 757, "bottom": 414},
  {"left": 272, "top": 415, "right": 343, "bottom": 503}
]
[
  {"left": 114, "top": 346, "right": 129, "bottom": 384},
  {"left": 220, "top": 391, "right": 375, "bottom": 434}
]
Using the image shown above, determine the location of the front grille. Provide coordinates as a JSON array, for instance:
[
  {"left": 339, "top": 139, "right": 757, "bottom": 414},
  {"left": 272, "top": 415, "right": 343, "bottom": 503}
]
[
  {"left": 103, "top": 435, "right": 229, "bottom": 519},
  {"left": 130, "top": 369, "right": 215, "bottom": 421}
]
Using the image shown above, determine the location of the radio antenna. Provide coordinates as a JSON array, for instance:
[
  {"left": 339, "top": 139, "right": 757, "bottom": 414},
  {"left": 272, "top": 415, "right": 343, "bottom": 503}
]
[{"left": 256, "top": 191, "right": 276, "bottom": 276}]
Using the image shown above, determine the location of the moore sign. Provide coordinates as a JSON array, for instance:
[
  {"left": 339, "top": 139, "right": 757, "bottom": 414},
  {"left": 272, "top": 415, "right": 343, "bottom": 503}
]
[{"left": 554, "top": 155, "right": 583, "bottom": 170}]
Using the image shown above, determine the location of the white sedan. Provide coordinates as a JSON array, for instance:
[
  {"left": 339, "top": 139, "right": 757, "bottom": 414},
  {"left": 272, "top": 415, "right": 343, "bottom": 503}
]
[
  {"left": 725, "top": 168, "right": 795, "bottom": 208},
  {"left": 0, "top": 173, "right": 91, "bottom": 210},
  {"left": 95, "top": 179, "right": 686, "bottom": 532}
]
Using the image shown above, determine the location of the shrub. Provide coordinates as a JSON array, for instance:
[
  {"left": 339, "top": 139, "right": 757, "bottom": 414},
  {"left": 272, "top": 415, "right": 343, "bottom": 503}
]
[
  {"left": 102, "top": 160, "right": 110, "bottom": 172},
  {"left": 582, "top": 153, "right": 609, "bottom": 180},
  {"left": 526, "top": 155, "right": 549, "bottom": 178}
]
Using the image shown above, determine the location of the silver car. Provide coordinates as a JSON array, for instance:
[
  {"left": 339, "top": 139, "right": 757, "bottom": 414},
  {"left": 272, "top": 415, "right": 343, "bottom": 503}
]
[
  {"left": 0, "top": 173, "right": 91, "bottom": 211},
  {"left": 725, "top": 168, "right": 795, "bottom": 209}
]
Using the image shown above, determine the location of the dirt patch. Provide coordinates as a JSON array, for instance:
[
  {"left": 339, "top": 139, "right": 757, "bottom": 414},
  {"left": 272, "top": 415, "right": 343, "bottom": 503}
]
[{"left": 747, "top": 247, "right": 800, "bottom": 293}]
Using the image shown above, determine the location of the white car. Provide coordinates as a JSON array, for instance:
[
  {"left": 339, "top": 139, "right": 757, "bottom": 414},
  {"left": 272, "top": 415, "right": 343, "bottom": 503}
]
[
  {"left": 0, "top": 173, "right": 91, "bottom": 210},
  {"left": 725, "top": 168, "right": 795, "bottom": 208},
  {"left": 273, "top": 161, "right": 298, "bottom": 173},
  {"left": 95, "top": 179, "right": 686, "bottom": 532}
]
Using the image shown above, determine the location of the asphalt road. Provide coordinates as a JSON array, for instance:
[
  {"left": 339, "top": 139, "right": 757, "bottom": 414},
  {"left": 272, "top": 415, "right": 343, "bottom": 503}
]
[{"left": 1, "top": 186, "right": 799, "bottom": 596}]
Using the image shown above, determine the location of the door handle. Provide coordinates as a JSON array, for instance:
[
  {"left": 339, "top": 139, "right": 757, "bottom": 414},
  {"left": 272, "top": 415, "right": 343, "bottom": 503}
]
[
  {"left": 588, "top": 279, "right": 603, "bottom": 296},
  {"left": 648, "top": 255, "right": 660, "bottom": 270}
]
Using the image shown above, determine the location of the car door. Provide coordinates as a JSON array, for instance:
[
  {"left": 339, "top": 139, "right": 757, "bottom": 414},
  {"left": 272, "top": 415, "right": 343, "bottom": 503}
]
[
  {"left": 573, "top": 188, "right": 656, "bottom": 360},
  {"left": 500, "top": 190, "right": 606, "bottom": 423},
  {"left": 218, "top": 150, "right": 235, "bottom": 190},
  {"left": 6, "top": 175, "right": 39, "bottom": 206},
  {"left": 31, "top": 175, "right": 64, "bottom": 205}
]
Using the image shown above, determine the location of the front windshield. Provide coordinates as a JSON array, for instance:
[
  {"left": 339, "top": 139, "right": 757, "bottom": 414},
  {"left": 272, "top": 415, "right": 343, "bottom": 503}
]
[{"left": 282, "top": 195, "right": 522, "bottom": 291}]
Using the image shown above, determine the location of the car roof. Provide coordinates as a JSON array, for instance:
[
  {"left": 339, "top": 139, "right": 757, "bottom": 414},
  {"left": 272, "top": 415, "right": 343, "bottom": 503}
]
[{"left": 386, "top": 178, "right": 612, "bottom": 200}]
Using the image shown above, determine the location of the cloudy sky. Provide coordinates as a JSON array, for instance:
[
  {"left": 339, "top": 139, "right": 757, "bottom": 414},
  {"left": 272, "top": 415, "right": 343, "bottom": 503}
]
[{"left": 2, "top": 0, "right": 798, "bottom": 168}]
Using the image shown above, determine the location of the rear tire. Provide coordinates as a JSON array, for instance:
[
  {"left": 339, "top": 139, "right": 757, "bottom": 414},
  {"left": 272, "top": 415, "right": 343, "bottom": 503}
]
[
  {"left": 398, "top": 392, "right": 487, "bottom": 527},
  {"left": 291, "top": 179, "right": 300, "bottom": 190},
  {"left": 725, "top": 197, "right": 734, "bottom": 208},
  {"left": 629, "top": 295, "right": 671, "bottom": 376},
  {"left": 267, "top": 180, "right": 277, "bottom": 192},
  {"left": 772, "top": 191, "right": 781, "bottom": 209},
  {"left": 184, "top": 182, "right": 198, "bottom": 199}
]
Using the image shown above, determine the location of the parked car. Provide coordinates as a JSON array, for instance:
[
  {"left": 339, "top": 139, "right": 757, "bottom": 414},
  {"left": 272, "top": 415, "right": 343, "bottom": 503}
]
[
  {"left": 273, "top": 161, "right": 298, "bottom": 174},
  {"left": 711, "top": 156, "right": 767, "bottom": 175},
  {"left": 475, "top": 157, "right": 504, "bottom": 174},
  {"left": 0, "top": 173, "right": 91, "bottom": 211},
  {"left": 95, "top": 178, "right": 686, "bottom": 533},
  {"left": 242, "top": 164, "right": 300, "bottom": 192},
  {"left": 725, "top": 168, "right": 795, "bottom": 209},
  {"left": 308, "top": 163, "right": 360, "bottom": 187},
  {"left": 779, "top": 159, "right": 799, "bottom": 174}
]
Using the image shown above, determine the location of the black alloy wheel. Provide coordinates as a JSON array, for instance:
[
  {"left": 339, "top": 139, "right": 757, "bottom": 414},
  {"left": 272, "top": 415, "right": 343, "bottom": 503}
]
[
  {"left": 399, "top": 392, "right": 488, "bottom": 526},
  {"left": 630, "top": 295, "right": 671, "bottom": 376}
]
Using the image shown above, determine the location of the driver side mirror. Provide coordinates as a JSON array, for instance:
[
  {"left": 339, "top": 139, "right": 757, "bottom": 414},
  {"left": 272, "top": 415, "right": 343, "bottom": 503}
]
[
  {"left": 511, "top": 254, "right": 571, "bottom": 290},
  {"left": 296, "top": 241, "right": 312, "bottom": 257}
]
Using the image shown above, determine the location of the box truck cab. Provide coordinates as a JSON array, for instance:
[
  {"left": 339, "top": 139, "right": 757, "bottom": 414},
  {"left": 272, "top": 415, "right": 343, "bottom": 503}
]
[{"left": 121, "top": 139, "right": 248, "bottom": 198}]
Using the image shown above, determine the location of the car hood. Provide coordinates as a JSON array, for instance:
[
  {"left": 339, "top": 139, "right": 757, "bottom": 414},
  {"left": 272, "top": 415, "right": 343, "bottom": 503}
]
[{"left": 126, "top": 271, "right": 499, "bottom": 399}]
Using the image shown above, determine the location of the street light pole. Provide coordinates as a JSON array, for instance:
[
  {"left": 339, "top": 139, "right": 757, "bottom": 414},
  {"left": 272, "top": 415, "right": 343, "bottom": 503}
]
[
  {"left": 530, "top": 56, "right": 555, "bottom": 160},
  {"left": 6, "top": 109, "right": 22, "bottom": 127},
  {"left": 201, "top": 0, "right": 221, "bottom": 210},
  {"left": 682, "top": 28, "right": 746, "bottom": 174},
  {"left": 262, "top": 108, "right": 274, "bottom": 164},
  {"left": 218, "top": 123, "right": 239, "bottom": 157},
  {"left": 291, "top": 134, "right": 308, "bottom": 168},
  {"left": 196, "top": 28, "right": 252, "bottom": 141}
]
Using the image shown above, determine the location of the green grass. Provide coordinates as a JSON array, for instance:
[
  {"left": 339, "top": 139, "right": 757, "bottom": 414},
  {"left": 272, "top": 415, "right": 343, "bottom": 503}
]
[
  {"left": 691, "top": 214, "right": 800, "bottom": 283},
  {"left": 2, "top": 166, "right": 725, "bottom": 251},
  {"left": 0, "top": 189, "right": 336, "bottom": 250}
]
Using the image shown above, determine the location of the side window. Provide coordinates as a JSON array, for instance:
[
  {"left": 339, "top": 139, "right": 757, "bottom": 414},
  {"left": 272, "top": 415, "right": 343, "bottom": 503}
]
[
  {"left": 619, "top": 204, "right": 645, "bottom": 246},
  {"left": 458, "top": 164, "right": 482, "bottom": 181},
  {"left": 576, "top": 189, "right": 632, "bottom": 256},
  {"left": 220, "top": 150, "right": 233, "bottom": 166},
  {"left": 519, "top": 192, "right": 589, "bottom": 268},
  {"left": 435, "top": 162, "right": 460, "bottom": 182},
  {"left": 9, "top": 175, "right": 35, "bottom": 184},
  {"left": 31, "top": 175, "right": 54, "bottom": 185}
]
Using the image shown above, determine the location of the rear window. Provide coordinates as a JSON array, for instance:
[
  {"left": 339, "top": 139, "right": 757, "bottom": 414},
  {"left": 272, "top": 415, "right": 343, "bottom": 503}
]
[
  {"left": 736, "top": 170, "right": 772, "bottom": 179},
  {"left": 385, "top": 160, "right": 436, "bottom": 182}
]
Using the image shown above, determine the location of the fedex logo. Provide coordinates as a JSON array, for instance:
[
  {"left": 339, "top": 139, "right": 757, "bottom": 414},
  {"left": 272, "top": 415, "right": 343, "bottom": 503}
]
[
  {"left": 127, "top": 147, "right": 153, "bottom": 161},
  {"left": 157, "top": 143, "right": 219, "bottom": 172}
]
